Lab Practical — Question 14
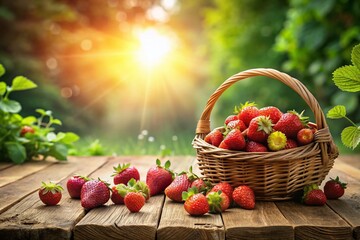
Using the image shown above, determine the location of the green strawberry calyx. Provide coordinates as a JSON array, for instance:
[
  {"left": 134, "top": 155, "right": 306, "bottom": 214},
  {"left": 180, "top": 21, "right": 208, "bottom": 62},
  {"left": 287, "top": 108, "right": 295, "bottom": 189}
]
[
  {"left": 301, "top": 183, "right": 319, "bottom": 203},
  {"left": 288, "top": 110, "right": 309, "bottom": 126},
  {"left": 156, "top": 159, "right": 175, "bottom": 179},
  {"left": 234, "top": 101, "right": 257, "bottom": 114},
  {"left": 40, "top": 181, "right": 64, "bottom": 195},
  {"left": 330, "top": 176, "right": 347, "bottom": 189},
  {"left": 111, "top": 163, "right": 131, "bottom": 176},
  {"left": 117, "top": 178, "right": 150, "bottom": 199},
  {"left": 206, "top": 191, "right": 223, "bottom": 213},
  {"left": 256, "top": 116, "right": 273, "bottom": 134},
  {"left": 182, "top": 187, "right": 199, "bottom": 201}
]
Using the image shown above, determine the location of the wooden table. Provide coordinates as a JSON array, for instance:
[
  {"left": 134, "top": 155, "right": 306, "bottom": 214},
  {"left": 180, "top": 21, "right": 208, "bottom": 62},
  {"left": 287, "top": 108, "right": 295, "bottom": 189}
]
[{"left": 0, "top": 155, "right": 359, "bottom": 240}]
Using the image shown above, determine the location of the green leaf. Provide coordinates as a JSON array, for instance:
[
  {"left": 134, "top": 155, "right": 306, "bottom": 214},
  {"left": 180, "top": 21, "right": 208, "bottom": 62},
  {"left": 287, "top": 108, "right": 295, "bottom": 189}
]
[
  {"left": 351, "top": 44, "right": 360, "bottom": 70},
  {"left": 11, "top": 76, "right": 37, "bottom": 91},
  {"left": 5, "top": 142, "right": 26, "bottom": 164},
  {"left": 326, "top": 105, "right": 346, "bottom": 119},
  {"left": 0, "top": 82, "right": 6, "bottom": 95},
  {"left": 48, "top": 143, "right": 68, "bottom": 161},
  {"left": 21, "top": 116, "right": 37, "bottom": 125},
  {"left": 52, "top": 119, "right": 62, "bottom": 125},
  {"left": 36, "top": 109, "right": 47, "bottom": 116},
  {"left": 332, "top": 66, "right": 360, "bottom": 92},
  {"left": 0, "top": 99, "right": 21, "bottom": 113},
  {"left": 46, "top": 132, "right": 57, "bottom": 142},
  {"left": 0, "top": 64, "right": 5, "bottom": 77},
  {"left": 341, "top": 126, "right": 360, "bottom": 149},
  {"left": 60, "top": 132, "right": 80, "bottom": 144}
]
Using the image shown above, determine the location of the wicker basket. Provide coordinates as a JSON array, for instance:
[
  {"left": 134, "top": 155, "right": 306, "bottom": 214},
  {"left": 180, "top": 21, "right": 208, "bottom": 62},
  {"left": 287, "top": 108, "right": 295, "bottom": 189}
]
[{"left": 192, "top": 68, "right": 339, "bottom": 201}]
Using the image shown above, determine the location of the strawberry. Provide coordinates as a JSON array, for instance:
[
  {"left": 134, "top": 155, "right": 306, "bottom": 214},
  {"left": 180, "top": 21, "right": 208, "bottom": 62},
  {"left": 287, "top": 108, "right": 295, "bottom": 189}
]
[
  {"left": 165, "top": 167, "right": 198, "bottom": 202},
  {"left": 112, "top": 163, "right": 140, "bottom": 185},
  {"left": 224, "top": 114, "right": 238, "bottom": 125},
  {"left": 146, "top": 159, "right": 174, "bottom": 196},
  {"left": 232, "top": 185, "right": 255, "bottom": 210},
  {"left": 210, "top": 182, "right": 234, "bottom": 202},
  {"left": 267, "top": 131, "right": 287, "bottom": 151},
  {"left": 20, "top": 125, "right": 35, "bottom": 136},
  {"left": 111, "top": 185, "right": 125, "bottom": 205},
  {"left": 285, "top": 138, "right": 298, "bottom": 149},
  {"left": 297, "top": 128, "right": 314, "bottom": 146},
  {"left": 247, "top": 116, "right": 273, "bottom": 143},
  {"left": 131, "top": 179, "right": 151, "bottom": 201},
  {"left": 302, "top": 184, "right": 327, "bottom": 206},
  {"left": 182, "top": 187, "right": 209, "bottom": 216},
  {"left": 124, "top": 192, "right": 146, "bottom": 212},
  {"left": 81, "top": 179, "right": 110, "bottom": 209},
  {"left": 206, "top": 190, "right": 230, "bottom": 213},
  {"left": 66, "top": 175, "right": 91, "bottom": 199},
  {"left": 324, "top": 176, "right": 347, "bottom": 199},
  {"left": 218, "top": 140, "right": 230, "bottom": 149},
  {"left": 223, "top": 129, "right": 246, "bottom": 150},
  {"left": 226, "top": 119, "right": 247, "bottom": 132},
  {"left": 245, "top": 141, "right": 268, "bottom": 152},
  {"left": 273, "top": 110, "right": 308, "bottom": 139},
  {"left": 38, "top": 181, "right": 63, "bottom": 206},
  {"left": 191, "top": 178, "right": 212, "bottom": 194},
  {"left": 204, "top": 129, "right": 223, "bottom": 147},
  {"left": 237, "top": 102, "right": 260, "bottom": 127},
  {"left": 259, "top": 106, "right": 283, "bottom": 124}
]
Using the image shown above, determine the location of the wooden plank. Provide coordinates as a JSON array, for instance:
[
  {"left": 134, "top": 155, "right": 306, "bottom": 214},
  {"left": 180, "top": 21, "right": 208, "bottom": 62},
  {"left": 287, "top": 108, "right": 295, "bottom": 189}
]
[
  {"left": 324, "top": 157, "right": 360, "bottom": 240},
  {"left": 0, "top": 156, "right": 109, "bottom": 240},
  {"left": 157, "top": 156, "right": 225, "bottom": 240},
  {"left": 0, "top": 160, "right": 54, "bottom": 187},
  {"left": 276, "top": 201, "right": 352, "bottom": 240},
  {"left": 0, "top": 163, "right": 13, "bottom": 171},
  {"left": 157, "top": 198, "right": 224, "bottom": 240},
  {"left": 223, "top": 202, "right": 293, "bottom": 240},
  {"left": 74, "top": 156, "right": 185, "bottom": 240}
]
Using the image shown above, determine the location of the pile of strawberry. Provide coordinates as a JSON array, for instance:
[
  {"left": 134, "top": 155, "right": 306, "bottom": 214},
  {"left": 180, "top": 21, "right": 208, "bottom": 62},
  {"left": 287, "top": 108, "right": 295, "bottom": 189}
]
[{"left": 204, "top": 102, "right": 317, "bottom": 152}]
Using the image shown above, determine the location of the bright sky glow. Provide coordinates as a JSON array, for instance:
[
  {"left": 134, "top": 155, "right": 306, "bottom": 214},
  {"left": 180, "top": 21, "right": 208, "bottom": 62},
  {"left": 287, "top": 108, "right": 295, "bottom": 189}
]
[{"left": 136, "top": 28, "right": 173, "bottom": 67}]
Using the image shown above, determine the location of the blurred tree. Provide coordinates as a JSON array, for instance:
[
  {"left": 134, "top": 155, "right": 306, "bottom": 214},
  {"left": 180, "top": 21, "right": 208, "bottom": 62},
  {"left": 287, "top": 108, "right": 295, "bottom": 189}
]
[{"left": 275, "top": 0, "right": 360, "bottom": 145}]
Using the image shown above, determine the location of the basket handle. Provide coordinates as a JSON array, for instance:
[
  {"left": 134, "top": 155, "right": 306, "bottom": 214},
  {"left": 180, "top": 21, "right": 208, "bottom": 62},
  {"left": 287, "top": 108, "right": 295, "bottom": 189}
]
[{"left": 195, "top": 68, "right": 338, "bottom": 165}]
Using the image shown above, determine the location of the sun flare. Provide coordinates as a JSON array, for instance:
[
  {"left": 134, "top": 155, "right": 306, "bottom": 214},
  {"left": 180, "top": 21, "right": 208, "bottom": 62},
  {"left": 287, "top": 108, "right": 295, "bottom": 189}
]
[{"left": 136, "top": 28, "right": 173, "bottom": 67}]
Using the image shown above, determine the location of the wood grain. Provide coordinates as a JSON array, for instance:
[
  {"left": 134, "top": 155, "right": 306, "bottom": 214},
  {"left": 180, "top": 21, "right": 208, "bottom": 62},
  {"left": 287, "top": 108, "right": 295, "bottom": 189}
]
[
  {"left": 276, "top": 201, "right": 352, "bottom": 240},
  {"left": 0, "top": 160, "right": 54, "bottom": 188},
  {"left": 223, "top": 202, "right": 293, "bottom": 240},
  {"left": 0, "top": 156, "right": 109, "bottom": 240}
]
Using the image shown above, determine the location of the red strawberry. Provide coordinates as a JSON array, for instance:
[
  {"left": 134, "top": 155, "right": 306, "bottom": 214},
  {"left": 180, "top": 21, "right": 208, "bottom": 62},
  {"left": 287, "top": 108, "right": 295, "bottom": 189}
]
[
  {"left": 38, "top": 181, "right": 63, "bottom": 206},
  {"left": 146, "top": 159, "right": 174, "bottom": 196},
  {"left": 223, "top": 129, "right": 246, "bottom": 150},
  {"left": 67, "top": 175, "right": 91, "bottom": 199},
  {"left": 227, "top": 119, "right": 247, "bottom": 132},
  {"left": 112, "top": 163, "right": 140, "bottom": 185},
  {"left": 247, "top": 116, "right": 273, "bottom": 143},
  {"left": 165, "top": 167, "right": 198, "bottom": 202},
  {"left": 224, "top": 114, "right": 238, "bottom": 125},
  {"left": 124, "top": 192, "right": 146, "bottom": 212},
  {"left": 81, "top": 179, "right": 110, "bottom": 209},
  {"left": 218, "top": 140, "right": 230, "bottom": 149},
  {"left": 285, "top": 138, "right": 298, "bottom": 149},
  {"left": 259, "top": 106, "right": 283, "bottom": 124},
  {"left": 204, "top": 129, "right": 223, "bottom": 147},
  {"left": 111, "top": 183, "right": 127, "bottom": 205},
  {"left": 191, "top": 178, "right": 212, "bottom": 194},
  {"left": 297, "top": 128, "right": 314, "bottom": 145},
  {"left": 302, "top": 184, "right": 327, "bottom": 206},
  {"left": 245, "top": 141, "right": 268, "bottom": 152},
  {"left": 237, "top": 102, "right": 260, "bottom": 127},
  {"left": 206, "top": 190, "right": 230, "bottom": 213},
  {"left": 20, "top": 125, "right": 35, "bottom": 136},
  {"left": 182, "top": 188, "right": 209, "bottom": 216},
  {"left": 210, "top": 182, "right": 234, "bottom": 202},
  {"left": 232, "top": 185, "right": 255, "bottom": 210},
  {"left": 324, "top": 176, "right": 347, "bottom": 199},
  {"left": 273, "top": 110, "right": 308, "bottom": 139}
]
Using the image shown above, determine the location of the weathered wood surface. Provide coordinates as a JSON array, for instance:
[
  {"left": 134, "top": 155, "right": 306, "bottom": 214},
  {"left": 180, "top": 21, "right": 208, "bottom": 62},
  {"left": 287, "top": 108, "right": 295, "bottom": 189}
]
[{"left": 0, "top": 154, "right": 359, "bottom": 240}]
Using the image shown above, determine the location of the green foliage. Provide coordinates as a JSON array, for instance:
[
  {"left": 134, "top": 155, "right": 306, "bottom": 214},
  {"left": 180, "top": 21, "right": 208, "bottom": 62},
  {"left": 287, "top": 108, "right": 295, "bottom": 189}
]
[
  {"left": 327, "top": 44, "right": 360, "bottom": 149},
  {"left": 0, "top": 64, "right": 79, "bottom": 164}
]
